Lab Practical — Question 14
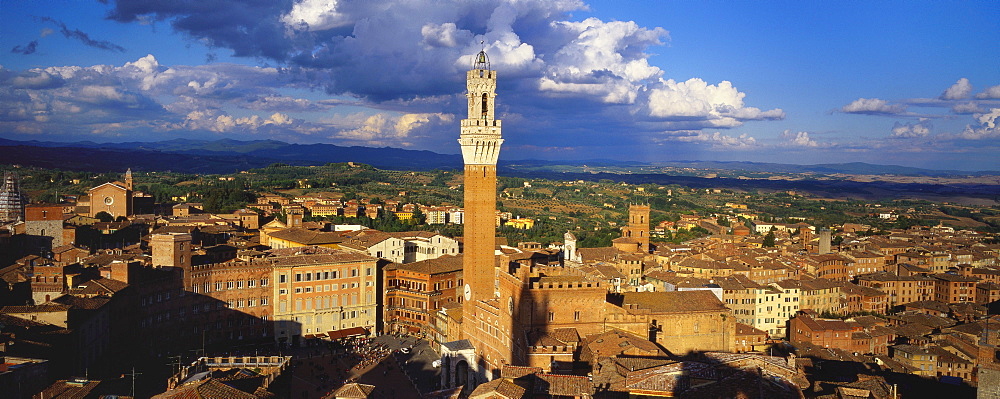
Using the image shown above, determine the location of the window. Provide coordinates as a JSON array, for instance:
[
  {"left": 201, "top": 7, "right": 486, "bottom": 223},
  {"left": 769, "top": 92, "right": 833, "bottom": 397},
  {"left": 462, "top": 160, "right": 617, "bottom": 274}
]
[
  {"left": 295, "top": 273, "right": 302, "bottom": 282},
  {"left": 261, "top": 298, "right": 268, "bottom": 306},
  {"left": 248, "top": 280, "right": 255, "bottom": 288},
  {"left": 227, "top": 281, "right": 235, "bottom": 289},
  {"left": 215, "top": 282, "right": 222, "bottom": 291},
  {"left": 548, "top": 312, "right": 554, "bottom": 322},
  {"left": 236, "top": 281, "right": 243, "bottom": 289},
  {"left": 261, "top": 278, "right": 269, "bottom": 286},
  {"left": 279, "top": 274, "right": 287, "bottom": 284},
  {"left": 279, "top": 289, "right": 287, "bottom": 295},
  {"left": 574, "top": 311, "right": 580, "bottom": 321},
  {"left": 366, "top": 268, "right": 372, "bottom": 276},
  {"left": 351, "top": 269, "right": 358, "bottom": 277}
]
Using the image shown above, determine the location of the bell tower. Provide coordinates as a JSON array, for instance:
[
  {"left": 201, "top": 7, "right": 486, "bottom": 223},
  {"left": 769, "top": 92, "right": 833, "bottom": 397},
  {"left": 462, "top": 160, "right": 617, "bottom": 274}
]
[{"left": 460, "top": 50, "right": 503, "bottom": 309}]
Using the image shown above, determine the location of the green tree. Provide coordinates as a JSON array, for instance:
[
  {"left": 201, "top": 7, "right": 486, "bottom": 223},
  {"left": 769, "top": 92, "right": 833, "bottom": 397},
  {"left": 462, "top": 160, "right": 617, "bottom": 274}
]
[
  {"left": 763, "top": 231, "right": 776, "bottom": 247},
  {"left": 94, "top": 211, "right": 114, "bottom": 223}
]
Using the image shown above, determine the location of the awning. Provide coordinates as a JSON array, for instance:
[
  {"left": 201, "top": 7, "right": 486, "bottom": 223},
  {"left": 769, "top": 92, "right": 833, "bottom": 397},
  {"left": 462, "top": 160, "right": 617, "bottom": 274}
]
[{"left": 327, "top": 326, "right": 368, "bottom": 340}]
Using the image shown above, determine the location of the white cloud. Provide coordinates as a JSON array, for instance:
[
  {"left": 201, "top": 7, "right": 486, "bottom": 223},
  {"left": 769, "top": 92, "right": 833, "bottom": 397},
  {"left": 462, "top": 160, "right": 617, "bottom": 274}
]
[
  {"left": 421, "top": 23, "right": 469, "bottom": 48},
  {"left": 780, "top": 130, "right": 819, "bottom": 147},
  {"left": 959, "top": 108, "right": 1000, "bottom": 139},
  {"left": 890, "top": 120, "right": 931, "bottom": 138},
  {"left": 951, "top": 102, "right": 982, "bottom": 114},
  {"left": 645, "top": 78, "right": 784, "bottom": 126},
  {"left": 976, "top": 85, "right": 1000, "bottom": 100},
  {"left": 540, "top": 18, "right": 665, "bottom": 104},
  {"left": 941, "top": 78, "right": 972, "bottom": 100},
  {"left": 673, "top": 131, "right": 758, "bottom": 148},
  {"left": 840, "top": 98, "right": 907, "bottom": 115},
  {"left": 282, "top": 0, "right": 351, "bottom": 31},
  {"left": 333, "top": 112, "right": 454, "bottom": 146}
]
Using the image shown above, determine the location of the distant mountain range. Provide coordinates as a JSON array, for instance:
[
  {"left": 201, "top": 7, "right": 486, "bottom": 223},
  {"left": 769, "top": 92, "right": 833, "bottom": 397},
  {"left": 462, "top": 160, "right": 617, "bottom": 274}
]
[{"left": 0, "top": 137, "right": 996, "bottom": 177}]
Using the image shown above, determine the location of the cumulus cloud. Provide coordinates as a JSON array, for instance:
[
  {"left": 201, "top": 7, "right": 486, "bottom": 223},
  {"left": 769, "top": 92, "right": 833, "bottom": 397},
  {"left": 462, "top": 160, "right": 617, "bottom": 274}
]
[
  {"left": 940, "top": 78, "right": 972, "bottom": 100},
  {"left": 540, "top": 18, "right": 666, "bottom": 104},
  {"left": 673, "top": 131, "right": 758, "bottom": 149},
  {"left": 11, "top": 71, "right": 64, "bottom": 89},
  {"left": 282, "top": 0, "right": 352, "bottom": 31},
  {"left": 422, "top": 23, "right": 470, "bottom": 48},
  {"left": 181, "top": 110, "right": 295, "bottom": 133},
  {"left": 4, "top": 1, "right": 786, "bottom": 152},
  {"left": 333, "top": 112, "right": 453, "bottom": 146},
  {"left": 840, "top": 98, "right": 907, "bottom": 115},
  {"left": 951, "top": 102, "right": 982, "bottom": 114},
  {"left": 890, "top": 120, "right": 931, "bottom": 138},
  {"left": 103, "top": 0, "right": 774, "bottom": 135},
  {"left": 644, "top": 78, "right": 784, "bottom": 126},
  {"left": 780, "top": 130, "right": 820, "bottom": 147},
  {"left": 959, "top": 108, "right": 1000, "bottom": 140},
  {"left": 977, "top": 85, "right": 1000, "bottom": 100}
]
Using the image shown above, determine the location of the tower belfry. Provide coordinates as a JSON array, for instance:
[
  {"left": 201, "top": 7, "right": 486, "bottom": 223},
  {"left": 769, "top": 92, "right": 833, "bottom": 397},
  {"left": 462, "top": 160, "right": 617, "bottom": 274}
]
[{"left": 459, "top": 50, "right": 503, "bottom": 307}]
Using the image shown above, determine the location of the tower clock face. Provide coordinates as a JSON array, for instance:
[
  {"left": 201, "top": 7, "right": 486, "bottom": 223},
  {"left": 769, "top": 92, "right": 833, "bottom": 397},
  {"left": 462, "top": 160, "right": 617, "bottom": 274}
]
[
  {"left": 104, "top": 196, "right": 114, "bottom": 205},
  {"left": 464, "top": 284, "right": 472, "bottom": 301}
]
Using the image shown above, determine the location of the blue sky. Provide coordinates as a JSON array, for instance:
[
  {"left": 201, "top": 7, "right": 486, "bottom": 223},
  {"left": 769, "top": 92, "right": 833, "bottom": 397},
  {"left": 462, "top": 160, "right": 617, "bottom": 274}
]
[{"left": 2, "top": 0, "right": 998, "bottom": 171}]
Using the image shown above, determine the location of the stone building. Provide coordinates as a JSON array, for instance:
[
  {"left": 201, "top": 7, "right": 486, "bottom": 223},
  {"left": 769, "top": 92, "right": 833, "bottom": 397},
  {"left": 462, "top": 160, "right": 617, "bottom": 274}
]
[{"left": 270, "top": 251, "right": 379, "bottom": 346}]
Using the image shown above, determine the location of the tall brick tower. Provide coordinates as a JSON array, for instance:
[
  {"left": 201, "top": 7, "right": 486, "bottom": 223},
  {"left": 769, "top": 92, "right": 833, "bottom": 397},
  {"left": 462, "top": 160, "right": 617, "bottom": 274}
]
[
  {"left": 460, "top": 50, "right": 503, "bottom": 310},
  {"left": 622, "top": 204, "right": 650, "bottom": 252}
]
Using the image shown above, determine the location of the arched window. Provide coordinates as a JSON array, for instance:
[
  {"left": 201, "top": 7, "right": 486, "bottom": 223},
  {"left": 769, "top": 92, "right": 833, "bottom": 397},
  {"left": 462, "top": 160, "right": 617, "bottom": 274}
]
[{"left": 481, "top": 93, "right": 488, "bottom": 118}]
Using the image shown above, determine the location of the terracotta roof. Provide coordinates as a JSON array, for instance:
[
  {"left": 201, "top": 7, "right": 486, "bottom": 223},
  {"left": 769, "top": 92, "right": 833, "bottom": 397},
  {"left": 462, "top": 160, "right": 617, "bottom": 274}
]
[
  {"left": 36, "top": 379, "right": 102, "bottom": 399},
  {"left": 1, "top": 304, "right": 70, "bottom": 313},
  {"left": 500, "top": 365, "right": 543, "bottom": 380},
  {"left": 152, "top": 378, "right": 260, "bottom": 399},
  {"left": 267, "top": 251, "right": 374, "bottom": 267},
  {"left": 469, "top": 377, "right": 526, "bottom": 399},
  {"left": 535, "top": 374, "right": 594, "bottom": 396},
  {"left": 613, "top": 356, "right": 675, "bottom": 373},
  {"left": 388, "top": 255, "right": 463, "bottom": 275},
  {"left": 268, "top": 228, "right": 344, "bottom": 245},
  {"left": 619, "top": 291, "right": 728, "bottom": 313},
  {"left": 51, "top": 295, "right": 111, "bottom": 310},
  {"left": 584, "top": 329, "right": 664, "bottom": 360},
  {"left": 931, "top": 273, "right": 979, "bottom": 282},
  {"left": 736, "top": 323, "right": 768, "bottom": 337},
  {"left": 327, "top": 383, "right": 375, "bottom": 398}
]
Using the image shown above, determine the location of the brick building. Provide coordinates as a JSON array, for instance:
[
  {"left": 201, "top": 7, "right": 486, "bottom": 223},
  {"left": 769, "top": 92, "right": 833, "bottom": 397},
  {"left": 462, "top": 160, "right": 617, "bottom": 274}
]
[{"left": 384, "top": 255, "right": 463, "bottom": 334}]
